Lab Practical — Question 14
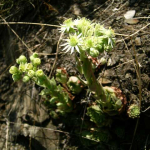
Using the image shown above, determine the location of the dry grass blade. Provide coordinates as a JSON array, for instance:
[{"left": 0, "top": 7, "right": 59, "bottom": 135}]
[
  {"left": 0, "top": 16, "right": 33, "bottom": 54},
  {"left": 49, "top": 32, "right": 63, "bottom": 78},
  {"left": 129, "top": 38, "right": 142, "bottom": 150},
  {"left": 116, "top": 22, "right": 150, "bottom": 43},
  {"left": 0, "top": 21, "right": 61, "bottom": 28}
]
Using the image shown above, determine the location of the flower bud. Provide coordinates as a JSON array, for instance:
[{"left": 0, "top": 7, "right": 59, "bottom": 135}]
[
  {"left": 23, "top": 75, "right": 30, "bottom": 82},
  {"left": 12, "top": 74, "right": 21, "bottom": 81},
  {"left": 26, "top": 63, "right": 33, "bottom": 70},
  {"left": 89, "top": 48, "right": 99, "bottom": 57},
  {"left": 9, "top": 66, "right": 19, "bottom": 74},
  {"left": 19, "top": 64, "right": 26, "bottom": 72},
  {"left": 28, "top": 70, "right": 35, "bottom": 78},
  {"left": 30, "top": 53, "right": 38, "bottom": 62},
  {"left": 67, "top": 76, "right": 82, "bottom": 94},
  {"left": 36, "top": 69, "right": 44, "bottom": 77},
  {"left": 16, "top": 55, "right": 27, "bottom": 64},
  {"left": 33, "top": 58, "right": 41, "bottom": 66},
  {"left": 32, "top": 53, "right": 38, "bottom": 58}
]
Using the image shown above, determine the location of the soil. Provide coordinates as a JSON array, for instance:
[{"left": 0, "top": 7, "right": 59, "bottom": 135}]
[{"left": 0, "top": 0, "right": 150, "bottom": 150}]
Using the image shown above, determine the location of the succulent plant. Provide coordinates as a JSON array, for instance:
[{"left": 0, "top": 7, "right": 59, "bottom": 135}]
[
  {"left": 9, "top": 53, "right": 73, "bottom": 116},
  {"left": 87, "top": 105, "right": 112, "bottom": 127},
  {"left": 127, "top": 104, "right": 140, "bottom": 118}
]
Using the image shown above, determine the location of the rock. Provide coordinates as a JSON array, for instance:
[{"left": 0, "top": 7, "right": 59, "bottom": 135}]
[
  {"left": 107, "top": 52, "right": 120, "bottom": 67},
  {"left": 135, "top": 37, "right": 141, "bottom": 46},
  {"left": 4, "top": 84, "right": 49, "bottom": 125},
  {"left": 71, "top": 4, "right": 82, "bottom": 16},
  {"left": 99, "top": 78, "right": 112, "bottom": 85},
  {"left": 28, "top": 121, "right": 59, "bottom": 150},
  {"left": 125, "top": 19, "right": 139, "bottom": 24},
  {"left": 124, "top": 10, "right": 136, "bottom": 19}
]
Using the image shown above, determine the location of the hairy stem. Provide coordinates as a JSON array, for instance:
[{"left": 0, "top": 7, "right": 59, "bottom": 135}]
[{"left": 80, "top": 55, "right": 107, "bottom": 102}]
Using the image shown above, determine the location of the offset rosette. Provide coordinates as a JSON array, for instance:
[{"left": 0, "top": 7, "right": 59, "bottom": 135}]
[{"left": 127, "top": 104, "right": 140, "bottom": 118}]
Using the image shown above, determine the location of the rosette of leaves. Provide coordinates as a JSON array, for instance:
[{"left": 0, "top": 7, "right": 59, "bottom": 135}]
[
  {"left": 127, "top": 104, "right": 140, "bottom": 118},
  {"left": 96, "top": 87, "right": 124, "bottom": 116},
  {"left": 87, "top": 105, "right": 112, "bottom": 127}
]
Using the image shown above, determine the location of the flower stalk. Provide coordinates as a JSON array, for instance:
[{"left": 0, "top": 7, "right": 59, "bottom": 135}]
[{"left": 60, "top": 17, "right": 126, "bottom": 116}]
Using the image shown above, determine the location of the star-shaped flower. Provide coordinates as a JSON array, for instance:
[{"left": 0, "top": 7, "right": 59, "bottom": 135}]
[{"left": 61, "top": 33, "right": 82, "bottom": 54}]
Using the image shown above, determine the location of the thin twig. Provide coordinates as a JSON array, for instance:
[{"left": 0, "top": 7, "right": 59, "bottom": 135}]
[
  {"left": 129, "top": 38, "right": 142, "bottom": 150},
  {"left": 116, "top": 22, "right": 150, "bottom": 43},
  {"left": 142, "top": 106, "right": 150, "bottom": 113},
  {"left": 49, "top": 32, "right": 63, "bottom": 78},
  {"left": 129, "top": 118, "right": 139, "bottom": 150},
  {"left": 0, "top": 21, "right": 60, "bottom": 28},
  {"left": 5, "top": 119, "right": 9, "bottom": 150},
  {"left": 102, "top": 0, "right": 114, "bottom": 13},
  {"left": 86, "top": 0, "right": 109, "bottom": 17},
  {"left": 134, "top": 17, "right": 150, "bottom": 19},
  {"left": 0, "top": 16, "right": 33, "bottom": 54},
  {"left": 101, "top": 1, "right": 128, "bottom": 24}
]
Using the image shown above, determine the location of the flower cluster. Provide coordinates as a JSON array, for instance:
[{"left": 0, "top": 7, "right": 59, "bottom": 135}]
[
  {"left": 60, "top": 18, "right": 115, "bottom": 57},
  {"left": 9, "top": 53, "right": 41, "bottom": 82},
  {"left": 9, "top": 53, "right": 73, "bottom": 116}
]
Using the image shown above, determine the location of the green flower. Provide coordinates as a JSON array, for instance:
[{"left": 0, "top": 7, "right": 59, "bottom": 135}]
[
  {"left": 33, "top": 58, "right": 41, "bottom": 66},
  {"left": 74, "top": 18, "right": 92, "bottom": 35},
  {"left": 30, "top": 53, "right": 39, "bottom": 62},
  {"left": 26, "top": 63, "right": 33, "bottom": 71},
  {"left": 28, "top": 70, "right": 35, "bottom": 78},
  {"left": 23, "top": 75, "right": 30, "bottom": 82},
  {"left": 12, "top": 74, "right": 21, "bottom": 81},
  {"left": 19, "top": 64, "right": 26, "bottom": 72},
  {"left": 61, "top": 34, "right": 82, "bottom": 54},
  {"left": 94, "top": 24, "right": 107, "bottom": 36},
  {"left": 60, "top": 18, "right": 75, "bottom": 33},
  {"left": 16, "top": 55, "right": 27, "bottom": 64},
  {"left": 36, "top": 69, "right": 44, "bottom": 77},
  {"left": 103, "top": 27, "right": 114, "bottom": 38},
  {"left": 9, "top": 66, "right": 19, "bottom": 74}
]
